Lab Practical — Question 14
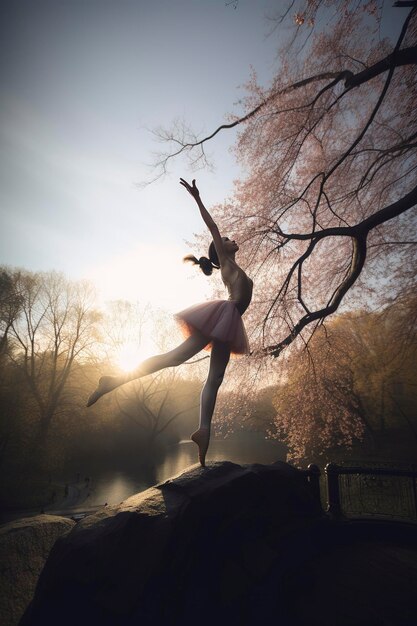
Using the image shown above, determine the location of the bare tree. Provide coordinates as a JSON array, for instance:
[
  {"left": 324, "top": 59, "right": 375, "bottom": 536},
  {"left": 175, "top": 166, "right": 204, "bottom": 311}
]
[
  {"left": 8, "top": 271, "right": 100, "bottom": 442},
  {"left": 115, "top": 372, "right": 199, "bottom": 450},
  {"left": 94, "top": 302, "right": 200, "bottom": 448},
  {"left": 0, "top": 268, "right": 23, "bottom": 357}
]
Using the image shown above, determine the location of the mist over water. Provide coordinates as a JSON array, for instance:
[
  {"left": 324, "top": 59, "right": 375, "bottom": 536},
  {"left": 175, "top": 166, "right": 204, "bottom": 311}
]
[{"left": 85, "top": 438, "right": 286, "bottom": 507}]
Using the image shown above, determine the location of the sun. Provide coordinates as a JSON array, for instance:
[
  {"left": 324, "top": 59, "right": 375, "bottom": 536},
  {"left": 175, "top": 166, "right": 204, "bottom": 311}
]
[
  {"left": 114, "top": 340, "right": 156, "bottom": 373},
  {"left": 115, "top": 343, "right": 140, "bottom": 372}
]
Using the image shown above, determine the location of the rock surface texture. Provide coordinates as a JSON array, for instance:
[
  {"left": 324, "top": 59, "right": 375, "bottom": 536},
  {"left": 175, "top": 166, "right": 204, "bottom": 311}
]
[
  {"left": 0, "top": 514, "right": 75, "bottom": 626},
  {"left": 20, "top": 461, "right": 417, "bottom": 626}
]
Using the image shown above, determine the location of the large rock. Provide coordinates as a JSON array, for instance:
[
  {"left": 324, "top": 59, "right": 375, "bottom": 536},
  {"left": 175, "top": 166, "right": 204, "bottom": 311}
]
[
  {"left": 281, "top": 533, "right": 417, "bottom": 626},
  {"left": 20, "top": 461, "right": 323, "bottom": 625},
  {"left": 21, "top": 461, "right": 417, "bottom": 625},
  {"left": 0, "top": 514, "right": 75, "bottom": 626}
]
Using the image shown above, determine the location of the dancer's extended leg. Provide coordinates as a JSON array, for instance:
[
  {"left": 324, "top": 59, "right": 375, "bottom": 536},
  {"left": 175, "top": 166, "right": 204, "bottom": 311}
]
[
  {"left": 86, "top": 331, "right": 209, "bottom": 407},
  {"left": 191, "top": 341, "right": 231, "bottom": 467}
]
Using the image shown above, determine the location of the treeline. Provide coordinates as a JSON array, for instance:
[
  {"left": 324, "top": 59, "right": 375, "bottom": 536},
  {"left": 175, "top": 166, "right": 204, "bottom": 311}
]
[
  {"left": 1, "top": 267, "right": 416, "bottom": 509},
  {"left": 260, "top": 296, "right": 417, "bottom": 463},
  {"left": 0, "top": 268, "right": 203, "bottom": 508}
]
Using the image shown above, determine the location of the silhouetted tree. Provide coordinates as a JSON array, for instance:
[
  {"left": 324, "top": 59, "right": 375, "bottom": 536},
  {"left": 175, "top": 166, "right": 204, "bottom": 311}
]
[
  {"left": 115, "top": 374, "right": 200, "bottom": 453},
  {"left": 91, "top": 302, "right": 201, "bottom": 454},
  {"left": 0, "top": 268, "right": 23, "bottom": 357},
  {"left": 7, "top": 271, "right": 100, "bottom": 443}
]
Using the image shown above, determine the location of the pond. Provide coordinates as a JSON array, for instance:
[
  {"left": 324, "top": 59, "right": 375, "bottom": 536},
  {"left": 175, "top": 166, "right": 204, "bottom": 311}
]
[{"left": 82, "top": 436, "right": 287, "bottom": 508}]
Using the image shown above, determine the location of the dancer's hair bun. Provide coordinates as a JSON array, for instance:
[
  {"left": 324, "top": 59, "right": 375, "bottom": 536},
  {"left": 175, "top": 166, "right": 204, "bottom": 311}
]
[{"left": 183, "top": 254, "right": 215, "bottom": 276}]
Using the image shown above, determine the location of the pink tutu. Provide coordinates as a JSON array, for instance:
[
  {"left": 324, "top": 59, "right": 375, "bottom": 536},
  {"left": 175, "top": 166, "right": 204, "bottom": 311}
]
[{"left": 175, "top": 300, "right": 250, "bottom": 355}]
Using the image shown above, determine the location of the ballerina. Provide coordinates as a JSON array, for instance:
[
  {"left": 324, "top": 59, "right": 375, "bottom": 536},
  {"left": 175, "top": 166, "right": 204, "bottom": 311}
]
[{"left": 87, "top": 178, "right": 253, "bottom": 466}]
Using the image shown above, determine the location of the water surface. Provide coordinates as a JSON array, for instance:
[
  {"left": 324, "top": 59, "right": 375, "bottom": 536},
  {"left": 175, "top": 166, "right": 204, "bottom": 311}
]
[{"left": 86, "top": 437, "right": 286, "bottom": 507}]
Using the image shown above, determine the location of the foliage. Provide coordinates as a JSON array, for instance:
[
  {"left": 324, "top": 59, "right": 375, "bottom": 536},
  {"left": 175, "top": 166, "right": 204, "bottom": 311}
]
[
  {"left": 273, "top": 294, "right": 417, "bottom": 461},
  {"left": 212, "top": 352, "right": 282, "bottom": 438}
]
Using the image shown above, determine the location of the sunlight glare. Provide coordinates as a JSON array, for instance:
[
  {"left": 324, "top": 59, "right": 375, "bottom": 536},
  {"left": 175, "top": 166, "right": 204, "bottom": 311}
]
[
  {"left": 115, "top": 340, "right": 155, "bottom": 373},
  {"left": 87, "top": 243, "right": 210, "bottom": 312}
]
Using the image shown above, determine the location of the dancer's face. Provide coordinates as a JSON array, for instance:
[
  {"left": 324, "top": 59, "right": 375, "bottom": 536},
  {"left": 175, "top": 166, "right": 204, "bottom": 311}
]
[{"left": 223, "top": 237, "right": 239, "bottom": 253}]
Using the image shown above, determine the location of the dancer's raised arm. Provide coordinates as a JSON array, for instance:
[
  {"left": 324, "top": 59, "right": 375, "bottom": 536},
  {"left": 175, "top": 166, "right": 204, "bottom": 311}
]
[{"left": 180, "top": 178, "right": 226, "bottom": 265}]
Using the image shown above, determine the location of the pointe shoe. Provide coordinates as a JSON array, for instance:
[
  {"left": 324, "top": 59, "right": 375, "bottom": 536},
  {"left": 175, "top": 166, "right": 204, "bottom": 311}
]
[
  {"left": 86, "top": 376, "right": 118, "bottom": 407},
  {"left": 191, "top": 428, "right": 210, "bottom": 467}
]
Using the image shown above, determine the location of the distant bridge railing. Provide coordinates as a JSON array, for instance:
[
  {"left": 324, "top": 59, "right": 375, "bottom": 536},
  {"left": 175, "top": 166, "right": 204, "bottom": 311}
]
[
  {"left": 300, "top": 463, "right": 417, "bottom": 522},
  {"left": 324, "top": 463, "right": 417, "bottom": 521}
]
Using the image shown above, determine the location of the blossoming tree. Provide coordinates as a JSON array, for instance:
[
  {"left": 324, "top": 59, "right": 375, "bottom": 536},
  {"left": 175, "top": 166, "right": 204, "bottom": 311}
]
[{"left": 154, "top": 1, "right": 417, "bottom": 357}]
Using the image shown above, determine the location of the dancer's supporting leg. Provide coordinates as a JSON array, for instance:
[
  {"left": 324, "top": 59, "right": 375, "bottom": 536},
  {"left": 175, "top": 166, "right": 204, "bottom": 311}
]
[
  {"left": 86, "top": 331, "right": 209, "bottom": 407},
  {"left": 191, "top": 340, "right": 231, "bottom": 467}
]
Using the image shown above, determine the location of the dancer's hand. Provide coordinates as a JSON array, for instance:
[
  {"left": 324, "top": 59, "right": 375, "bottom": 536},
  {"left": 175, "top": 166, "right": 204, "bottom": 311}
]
[
  {"left": 181, "top": 178, "right": 221, "bottom": 251},
  {"left": 180, "top": 178, "right": 200, "bottom": 200}
]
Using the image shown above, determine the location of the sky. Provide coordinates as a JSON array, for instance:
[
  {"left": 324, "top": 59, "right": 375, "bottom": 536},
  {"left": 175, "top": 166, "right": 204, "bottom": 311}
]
[
  {"left": 0, "top": 0, "right": 405, "bottom": 312},
  {"left": 0, "top": 0, "right": 281, "bottom": 311}
]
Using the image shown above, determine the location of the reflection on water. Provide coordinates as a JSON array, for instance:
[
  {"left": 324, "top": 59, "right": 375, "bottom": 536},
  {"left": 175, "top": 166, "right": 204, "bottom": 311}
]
[
  {"left": 88, "top": 473, "right": 150, "bottom": 507},
  {"left": 87, "top": 437, "right": 286, "bottom": 507}
]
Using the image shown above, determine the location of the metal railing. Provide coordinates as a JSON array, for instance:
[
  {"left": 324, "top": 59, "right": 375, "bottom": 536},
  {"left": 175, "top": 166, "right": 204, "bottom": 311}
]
[
  {"left": 324, "top": 462, "right": 417, "bottom": 521},
  {"left": 301, "top": 463, "right": 322, "bottom": 506}
]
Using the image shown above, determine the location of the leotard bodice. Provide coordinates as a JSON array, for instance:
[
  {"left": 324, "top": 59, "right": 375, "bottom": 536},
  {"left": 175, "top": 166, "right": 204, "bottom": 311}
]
[{"left": 221, "top": 262, "right": 253, "bottom": 316}]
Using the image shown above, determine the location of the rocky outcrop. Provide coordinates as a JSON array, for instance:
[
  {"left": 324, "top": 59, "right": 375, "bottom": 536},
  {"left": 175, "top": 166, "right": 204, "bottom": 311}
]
[
  {"left": 20, "top": 461, "right": 323, "bottom": 625},
  {"left": 20, "top": 461, "right": 417, "bottom": 625},
  {"left": 0, "top": 514, "right": 75, "bottom": 626}
]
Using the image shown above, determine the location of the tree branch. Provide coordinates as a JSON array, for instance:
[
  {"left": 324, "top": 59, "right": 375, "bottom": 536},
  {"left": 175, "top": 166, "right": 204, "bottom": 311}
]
[
  {"left": 266, "top": 235, "right": 368, "bottom": 357},
  {"left": 344, "top": 45, "right": 417, "bottom": 89}
]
